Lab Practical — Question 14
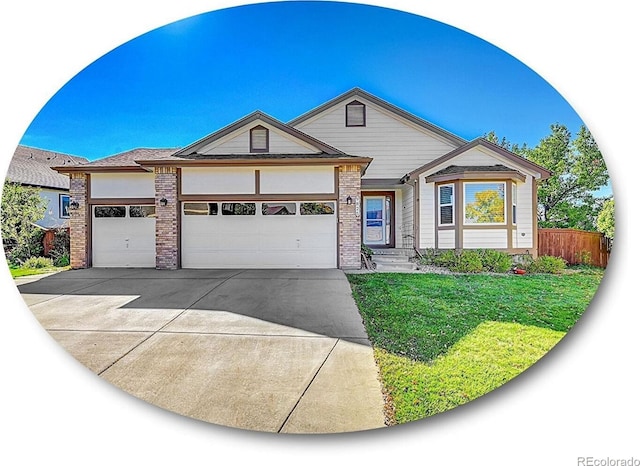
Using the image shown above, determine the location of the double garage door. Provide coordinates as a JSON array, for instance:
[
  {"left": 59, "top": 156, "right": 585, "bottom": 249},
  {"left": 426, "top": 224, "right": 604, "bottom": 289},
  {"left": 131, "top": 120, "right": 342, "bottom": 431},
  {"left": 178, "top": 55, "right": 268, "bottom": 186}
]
[
  {"left": 181, "top": 201, "right": 337, "bottom": 268},
  {"left": 91, "top": 201, "right": 337, "bottom": 268}
]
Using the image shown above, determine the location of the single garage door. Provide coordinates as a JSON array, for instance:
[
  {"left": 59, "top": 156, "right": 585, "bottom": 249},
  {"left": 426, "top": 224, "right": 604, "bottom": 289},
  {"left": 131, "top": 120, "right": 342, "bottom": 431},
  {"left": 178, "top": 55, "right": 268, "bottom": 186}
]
[
  {"left": 92, "top": 205, "right": 156, "bottom": 267},
  {"left": 181, "top": 201, "right": 337, "bottom": 268}
]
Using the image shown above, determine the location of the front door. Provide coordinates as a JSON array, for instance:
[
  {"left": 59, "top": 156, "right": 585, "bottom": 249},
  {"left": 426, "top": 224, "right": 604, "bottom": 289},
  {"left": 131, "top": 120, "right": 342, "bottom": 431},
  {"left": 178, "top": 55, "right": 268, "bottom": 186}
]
[{"left": 363, "top": 194, "right": 393, "bottom": 246}]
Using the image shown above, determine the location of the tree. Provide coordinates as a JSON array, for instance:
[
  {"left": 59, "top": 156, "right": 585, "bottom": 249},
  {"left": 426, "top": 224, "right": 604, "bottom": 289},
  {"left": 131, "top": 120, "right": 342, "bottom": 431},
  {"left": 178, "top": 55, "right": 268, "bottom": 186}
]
[
  {"left": 596, "top": 198, "right": 615, "bottom": 239},
  {"left": 1, "top": 181, "right": 47, "bottom": 264},
  {"left": 486, "top": 124, "right": 610, "bottom": 230}
]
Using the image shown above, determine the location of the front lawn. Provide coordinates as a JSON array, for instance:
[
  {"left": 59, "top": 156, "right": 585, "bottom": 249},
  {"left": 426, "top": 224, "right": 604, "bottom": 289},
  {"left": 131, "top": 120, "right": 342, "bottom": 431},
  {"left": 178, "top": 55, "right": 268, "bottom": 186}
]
[
  {"left": 9, "top": 265, "right": 68, "bottom": 278},
  {"left": 347, "top": 270, "right": 603, "bottom": 424}
]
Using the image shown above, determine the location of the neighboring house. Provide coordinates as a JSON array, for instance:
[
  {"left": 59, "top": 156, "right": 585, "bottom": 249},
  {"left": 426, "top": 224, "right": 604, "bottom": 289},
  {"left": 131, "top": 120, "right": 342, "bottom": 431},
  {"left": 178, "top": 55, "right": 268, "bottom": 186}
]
[
  {"left": 6, "top": 145, "right": 88, "bottom": 229},
  {"left": 53, "top": 88, "right": 551, "bottom": 270}
]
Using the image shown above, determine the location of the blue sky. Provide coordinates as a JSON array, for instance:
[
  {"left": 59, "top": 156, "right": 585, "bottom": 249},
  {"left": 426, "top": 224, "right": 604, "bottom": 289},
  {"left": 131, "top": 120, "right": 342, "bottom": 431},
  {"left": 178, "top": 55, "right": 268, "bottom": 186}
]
[{"left": 18, "top": 1, "right": 586, "bottom": 161}]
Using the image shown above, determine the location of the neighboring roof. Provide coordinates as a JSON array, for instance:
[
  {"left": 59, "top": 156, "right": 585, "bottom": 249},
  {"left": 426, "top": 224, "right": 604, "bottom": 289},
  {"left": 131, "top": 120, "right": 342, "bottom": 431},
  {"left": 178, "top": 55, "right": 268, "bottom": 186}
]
[
  {"left": 425, "top": 164, "right": 526, "bottom": 183},
  {"left": 53, "top": 148, "right": 178, "bottom": 173},
  {"left": 173, "top": 111, "right": 347, "bottom": 157},
  {"left": 288, "top": 87, "right": 468, "bottom": 147},
  {"left": 7, "top": 145, "right": 89, "bottom": 189},
  {"left": 406, "top": 138, "right": 552, "bottom": 181}
]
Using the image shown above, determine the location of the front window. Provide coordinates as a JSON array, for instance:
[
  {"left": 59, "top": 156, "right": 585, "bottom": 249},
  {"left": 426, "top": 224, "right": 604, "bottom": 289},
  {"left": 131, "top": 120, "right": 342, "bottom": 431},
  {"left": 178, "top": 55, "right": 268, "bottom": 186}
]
[
  {"left": 438, "top": 184, "right": 454, "bottom": 226},
  {"left": 262, "top": 202, "right": 296, "bottom": 215},
  {"left": 59, "top": 194, "right": 70, "bottom": 218},
  {"left": 464, "top": 182, "right": 506, "bottom": 225},
  {"left": 300, "top": 202, "right": 335, "bottom": 215},
  {"left": 512, "top": 184, "right": 517, "bottom": 224}
]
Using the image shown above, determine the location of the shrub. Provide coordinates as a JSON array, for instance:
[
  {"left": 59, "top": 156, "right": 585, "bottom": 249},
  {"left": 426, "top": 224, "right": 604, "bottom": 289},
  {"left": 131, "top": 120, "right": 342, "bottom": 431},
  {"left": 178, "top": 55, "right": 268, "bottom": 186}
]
[
  {"left": 433, "top": 250, "right": 458, "bottom": 269},
  {"left": 48, "top": 228, "right": 70, "bottom": 266},
  {"left": 575, "top": 250, "right": 592, "bottom": 266},
  {"left": 418, "top": 248, "right": 438, "bottom": 266},
  {"left": 451, "top": 250, "right": 484, "bottom": 273},
  {"left": 526, "top": 255, "right": 566, "bottom": 274},
  {"left": 22, "top": 256, "right": 54, "bottom": 269},
  {"left": 361, "top": 243, "right": 373, "bottom": 259},
  {"left": 478, "top": 249, "right": 513, "bottom": 273}
]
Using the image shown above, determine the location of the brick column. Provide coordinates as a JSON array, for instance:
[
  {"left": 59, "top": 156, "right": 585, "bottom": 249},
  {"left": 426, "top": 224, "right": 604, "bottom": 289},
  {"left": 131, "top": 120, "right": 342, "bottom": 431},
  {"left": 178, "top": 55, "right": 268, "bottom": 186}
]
[
  {"left": 338, "top": 164, "right": 362, "bottom": 269},
  {"left": 155, "top": 167, "right": 179, "bottom": 270},
  {"left": 69, "top": 173, "right": 89, "bottom": 269}
]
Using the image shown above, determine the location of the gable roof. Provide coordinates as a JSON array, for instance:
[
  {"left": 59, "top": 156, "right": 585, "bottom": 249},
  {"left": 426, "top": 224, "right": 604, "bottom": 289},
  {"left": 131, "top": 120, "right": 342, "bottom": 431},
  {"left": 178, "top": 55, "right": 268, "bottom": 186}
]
[
  {"left": 173, "top": 111, "right": 347, "bottom": 157},
  {"left": 7, "top": 145, "right": 89, "bottom": 189},
  {"left": 406, "top": 138, "right": 552, "bottom": 181},
  {"left": 288, "top": 87, "right": 467, "bottom": 147}
]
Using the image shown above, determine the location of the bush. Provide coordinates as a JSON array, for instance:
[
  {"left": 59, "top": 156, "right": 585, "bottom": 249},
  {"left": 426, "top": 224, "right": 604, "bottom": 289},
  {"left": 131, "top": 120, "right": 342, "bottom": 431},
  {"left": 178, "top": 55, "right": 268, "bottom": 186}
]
[
  {"left": 450, "top": 250, "right": 483, "bottom": 273},
  {"left": 22, "top": 256, "right": 54, "bottom": 269},
  {"left": 48, "top": 228, "right": 70, "bottom": 266},
  {"left": 420, "top": 249, "right": 514, "bottom": 274},
  {"left": 477, "top": 249, "right": 513, "bottom": 273},
  {"left": 526, "top": 255, "right": 566, "bottom": 274}
]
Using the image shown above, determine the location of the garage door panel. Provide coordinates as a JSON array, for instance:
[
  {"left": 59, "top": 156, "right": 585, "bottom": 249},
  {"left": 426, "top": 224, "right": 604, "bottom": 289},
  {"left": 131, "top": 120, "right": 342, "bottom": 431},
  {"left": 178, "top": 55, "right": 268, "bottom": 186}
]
[
  {"left": 182, "top": 201, "right": 336, "bottom": 269},
  {"left": 92, "top": 206, "right": 156, "bottom": 268}
]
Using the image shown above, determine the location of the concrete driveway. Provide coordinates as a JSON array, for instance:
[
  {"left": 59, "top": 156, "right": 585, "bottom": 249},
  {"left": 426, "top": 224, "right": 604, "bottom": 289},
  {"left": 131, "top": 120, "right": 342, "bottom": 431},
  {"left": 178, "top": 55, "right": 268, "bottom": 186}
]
[{"left": 16, "top": 268, "right": 386, "bottom": 434}]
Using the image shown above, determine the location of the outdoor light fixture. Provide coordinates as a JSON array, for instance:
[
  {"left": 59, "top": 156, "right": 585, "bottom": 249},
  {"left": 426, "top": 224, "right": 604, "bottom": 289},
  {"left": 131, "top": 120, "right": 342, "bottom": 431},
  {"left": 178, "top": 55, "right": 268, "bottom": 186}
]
[
  {"left": 69, "top": 201, "right": 80, "bottom": 210},
  {"left": 160, "top": 197, "right": 168, "bottom": 206},
  {"left": 346, "top": 195, "right": 353, "bottom": 205}
]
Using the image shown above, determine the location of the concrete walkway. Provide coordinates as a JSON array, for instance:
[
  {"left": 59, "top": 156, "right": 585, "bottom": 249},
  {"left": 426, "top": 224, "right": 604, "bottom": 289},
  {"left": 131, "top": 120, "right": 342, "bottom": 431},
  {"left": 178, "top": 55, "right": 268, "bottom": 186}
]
[{"left": 16, "top": 268, "right": 387, "bottom": 433}]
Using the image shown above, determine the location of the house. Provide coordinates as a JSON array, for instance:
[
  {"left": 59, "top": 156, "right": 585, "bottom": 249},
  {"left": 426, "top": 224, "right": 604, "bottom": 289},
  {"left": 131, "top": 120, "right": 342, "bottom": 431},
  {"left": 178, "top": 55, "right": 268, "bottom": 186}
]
[
  {"left": 6, "top": 145, "right": 88, "bottom": 229},
  {"left": 52, "top": 88, "right": 551, "bottom": 270}
]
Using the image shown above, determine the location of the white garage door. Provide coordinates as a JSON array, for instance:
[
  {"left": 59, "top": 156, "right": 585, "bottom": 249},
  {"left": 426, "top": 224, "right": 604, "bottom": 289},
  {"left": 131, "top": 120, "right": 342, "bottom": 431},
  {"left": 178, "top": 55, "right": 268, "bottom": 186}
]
[
  {"left": 181, "top": 201, "right": 337, "bottom": 268},
  {"left": 92, "top": 205, "right": 156, "bottom": 267}
]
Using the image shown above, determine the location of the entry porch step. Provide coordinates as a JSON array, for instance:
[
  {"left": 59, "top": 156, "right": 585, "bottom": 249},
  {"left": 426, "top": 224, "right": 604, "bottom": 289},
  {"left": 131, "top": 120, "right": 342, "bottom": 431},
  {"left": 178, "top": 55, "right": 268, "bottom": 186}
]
[{"left": 369, "top": 248, "right": 417, "bottom": 272}]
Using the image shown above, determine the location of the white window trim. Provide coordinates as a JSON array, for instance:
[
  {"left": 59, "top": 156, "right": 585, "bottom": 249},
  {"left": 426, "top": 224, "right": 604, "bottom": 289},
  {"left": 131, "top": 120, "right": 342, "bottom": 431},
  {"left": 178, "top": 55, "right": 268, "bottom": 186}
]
[
  {"left": 463, "top": 181, "right": 507, "bottom": 226},
  {"left": 512, "top": 183, "right": 517, "bottom": 225},
  {"left": 438, "top": 183, "right": 455, "bottom": 227}
]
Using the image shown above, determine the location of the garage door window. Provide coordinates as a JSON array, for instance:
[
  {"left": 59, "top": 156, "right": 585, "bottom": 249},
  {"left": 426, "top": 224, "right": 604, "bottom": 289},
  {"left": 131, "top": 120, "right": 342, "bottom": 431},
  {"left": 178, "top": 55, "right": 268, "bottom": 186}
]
[
  {"left": 129, "top": 206, "right": 156, "bottom": 218},
  {"left": 300, "top": 202, "right": 335, "bottom": 215},
  {"left": 262, "top": 202, "right": 296, "bottom": 215},
  {"left": 221, "top": 202, "right": 256, "bottom": 215},
  {"left": 184, "top": 202, "right": 218, "bottom": 215},
  {"left": 94, "top": 206, "right": 126, "bottom": 218}
]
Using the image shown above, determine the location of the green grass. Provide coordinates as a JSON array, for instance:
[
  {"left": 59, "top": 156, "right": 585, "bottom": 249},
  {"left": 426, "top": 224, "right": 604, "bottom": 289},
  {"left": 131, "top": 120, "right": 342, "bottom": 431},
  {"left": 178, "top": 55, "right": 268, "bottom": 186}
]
[
  {"left": 347, "top": 270, "right": 604, "bottom": 424},
  {"left": 9, "top": 265, "right": 67, "bottom": 278}
]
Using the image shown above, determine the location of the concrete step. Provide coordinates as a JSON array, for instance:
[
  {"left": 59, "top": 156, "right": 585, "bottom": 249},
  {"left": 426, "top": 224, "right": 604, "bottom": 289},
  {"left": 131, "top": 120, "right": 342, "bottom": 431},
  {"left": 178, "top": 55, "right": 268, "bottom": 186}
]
[
  {"left": 372, "top": 255, "right": 410, "bottom": 264},
  {"left": 374, "top": 261, "right": 418, "bottom": 272}
]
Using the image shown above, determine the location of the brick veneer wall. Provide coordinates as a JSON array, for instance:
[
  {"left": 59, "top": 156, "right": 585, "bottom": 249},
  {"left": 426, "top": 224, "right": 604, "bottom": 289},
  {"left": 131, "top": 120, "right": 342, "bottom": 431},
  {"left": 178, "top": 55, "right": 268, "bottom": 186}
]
[
  {"left": 155, "top": 167, "right": 179, "bottom": 270},
  {"left": 338, "top": 165, "right": 362, "bottom": 269},
  {"left": 69, "top": 173, "right": 89, "bottom": 269}
]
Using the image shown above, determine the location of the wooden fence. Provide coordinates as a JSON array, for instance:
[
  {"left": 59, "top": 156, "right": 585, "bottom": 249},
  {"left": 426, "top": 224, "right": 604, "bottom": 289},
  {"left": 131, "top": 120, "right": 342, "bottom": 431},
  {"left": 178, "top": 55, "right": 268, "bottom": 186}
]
[{"left": 538, "top": 228, "right": 611, "bottom": 268}]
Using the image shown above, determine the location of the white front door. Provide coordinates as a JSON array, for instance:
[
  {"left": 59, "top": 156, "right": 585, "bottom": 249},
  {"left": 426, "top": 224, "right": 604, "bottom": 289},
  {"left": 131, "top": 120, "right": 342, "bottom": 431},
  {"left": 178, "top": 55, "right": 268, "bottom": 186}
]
[{"left": 363, "top": 196, "right": 387, "bottom": 246}]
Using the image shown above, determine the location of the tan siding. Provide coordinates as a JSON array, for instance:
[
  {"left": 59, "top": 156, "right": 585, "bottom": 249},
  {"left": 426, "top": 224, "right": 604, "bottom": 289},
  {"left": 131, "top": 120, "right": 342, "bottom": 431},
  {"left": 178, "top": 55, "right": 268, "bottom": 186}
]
[
  {"left": 91, "top": 173, "right": 155, "bottom": 198},
  {"left": 463, "top": 229, "right": 509, "bottom": 249},
  {"left": 438, "top": 230, "right": 455, "bottom": 249},
  {"left": 419, "top": 181, "right": 436, "bottom": 248},
  {"left": 295, "top": 100, "right": 458, "bottom": 179},
  {"left": 514, "top": 177, "right": 534, "bottom": 248},
  {"left": 181, "top": 167, "right": 255, "bottom": 195},
  {"left": 400, "top": 184, "right": 414, "bottom": 248},
  {"left": 200, "top": 126, "right": 317, "bottom": 155}
]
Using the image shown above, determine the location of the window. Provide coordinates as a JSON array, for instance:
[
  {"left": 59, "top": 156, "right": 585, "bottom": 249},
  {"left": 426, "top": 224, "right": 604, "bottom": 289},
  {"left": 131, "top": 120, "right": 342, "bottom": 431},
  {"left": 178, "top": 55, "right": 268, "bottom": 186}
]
[
  {"left": 94, "top": 206, "right": 126, "bottom": 218},
  {"left": 129, "top": 206, "right": 156, "bottom": 218},
  {"left": 250, "top": 125, "right": 269, "bottom": 152},
  {"left": 346, "top": 101, "right": 366, "bottom": 127},
  {"left": 183, "top": 203, "right": 218, "bottom": 215},
  {"left": 262, "top": 203, "right": 296, "bottom": 215},
  {"left": 438, "top": 184, "right": 454, "bottom": 226},
  {"left": 464, "top": 182, "right": 506, "bottom": 224},
  {"left": 59, "top": 194, "right": 70, "bottom": 218},
  {"left": 300, "top": 202, "right": 335, "bottom": 215},
  {"left": 221, "top": 202, "right": 256, "bottom": 215},
  {"left": 512, "top": 184, "right": 517, "bottom": 224}
]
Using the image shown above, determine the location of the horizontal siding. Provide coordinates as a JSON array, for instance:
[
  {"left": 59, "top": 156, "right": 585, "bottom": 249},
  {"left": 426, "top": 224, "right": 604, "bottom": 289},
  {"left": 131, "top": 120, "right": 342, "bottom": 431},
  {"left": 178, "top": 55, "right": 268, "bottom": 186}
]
[
  {"left": 438, "top": 230, "right": 455, "bottom": 249},
  {"left": 296, "top": 100, "right": 458, "bottom": 179},
  {"left": 181, "top": 167, "right": 255, "bottom": 194},
  {"left": 514, "top": 177, "right": 534, "bottom": 248},
  {"left": 419, "top": 182, "right": 436, "bottom": 248},
  {"left": 200, "top": 126, "right": 316, "bottom": 155},
  {"left": 401, "top": 184, "right": 414, "bottom": 248},
  {"left": 91, "top": 173, "right": 155, "bottom": 198},
  {"left": 463, "top": 229, "right": 508, "bottom": 249}
]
